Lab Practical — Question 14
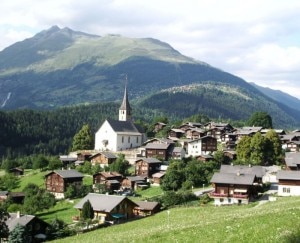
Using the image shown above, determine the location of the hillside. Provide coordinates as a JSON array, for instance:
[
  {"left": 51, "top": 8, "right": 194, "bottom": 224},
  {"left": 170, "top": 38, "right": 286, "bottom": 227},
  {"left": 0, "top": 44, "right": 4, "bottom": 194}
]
[
  {"left": 0, "top": 26, "right": 299, "bottom": 128},
  {"left": 55, "top": 196, "right": 300, "bottom": 243}
]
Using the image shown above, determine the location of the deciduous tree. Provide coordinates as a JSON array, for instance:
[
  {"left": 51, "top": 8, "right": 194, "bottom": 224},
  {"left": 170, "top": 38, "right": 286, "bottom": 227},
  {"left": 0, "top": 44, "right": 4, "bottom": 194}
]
[{"left": 72, "top": 124, "right": 93, "bottom": 151}]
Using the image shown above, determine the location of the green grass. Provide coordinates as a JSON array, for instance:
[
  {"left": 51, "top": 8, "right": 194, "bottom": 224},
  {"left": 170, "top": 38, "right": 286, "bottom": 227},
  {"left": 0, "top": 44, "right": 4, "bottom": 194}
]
[
  {"left": 54, "top": 196, "right": 300, "bottom": 243},
  {"left": 134, "top": 186, "right": 163, "bottom": 200},
  {"left": 36, "top": 199, "right": 80, "bottom": 224},
  {"left": 13, "top": 169, "right": 49, "bottom": 191}
]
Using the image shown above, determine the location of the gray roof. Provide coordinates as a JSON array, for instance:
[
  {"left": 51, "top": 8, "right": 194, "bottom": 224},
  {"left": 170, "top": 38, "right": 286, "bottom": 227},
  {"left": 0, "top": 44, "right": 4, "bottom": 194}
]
[
  {"left": 49, "top": 169, "right": 84, "bottom": 179},
  {"left": 125, "top": 176, "right": 147, "bottom": 182},
  {"left": 277, "top": 170, "right": 300, "bottom": 180},
  {"left": 220, "top": 165, "right": 266, "bottom": 178},
  {"left": 285, "top": 152, "right": 300, "bottom": 167},
  {"left": 152, "top": 172, "right": 166, "bottom": 178},
  {"left": 172, "top": 147, "right": 184, "bottom": 153},
  {"left": 107, "top": 119, "right": 144, "bottom": 134},
  {"left": 210, "top": 172, "right": 255, "bottom": 185},
  {"left": 145, "top": 143, "right": 170, "bottom": 149},
  {"left": 6, "top": 213, "right": 35, "bottom": 232},
  {"left": 135, "top": 201, "right": 160, "bottom": 210},
  {"left": 74, "top": 193, "right": 137, "bottom": 212},
  {"left": 0, "top": 191, "right": 9, "bottom": 196},
  {"left": 119, "top": 86, "right": 132, "bottom": 112},
  {"left": 188, "top": 136, "right": 216, "bottom": 144},
  {"left": 136, "top": 157, "right": 162, "bottom": 164}
]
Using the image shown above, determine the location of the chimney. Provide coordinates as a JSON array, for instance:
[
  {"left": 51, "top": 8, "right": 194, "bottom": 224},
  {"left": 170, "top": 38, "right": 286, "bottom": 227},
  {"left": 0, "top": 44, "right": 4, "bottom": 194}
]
[
  {"left": 237, "top": 171, "right": 240, "bottom": 176},
  {"left": 17, "top": 211, "right": 20, "bottom": 218},
  {"left": 249, "top": 164, "right": 252, "bottom": 167}
]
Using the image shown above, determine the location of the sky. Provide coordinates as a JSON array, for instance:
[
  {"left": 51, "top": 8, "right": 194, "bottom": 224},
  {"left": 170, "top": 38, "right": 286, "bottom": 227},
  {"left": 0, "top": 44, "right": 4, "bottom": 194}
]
[{"left": 1, "top": 0, "right": 300, "bottom": 99}]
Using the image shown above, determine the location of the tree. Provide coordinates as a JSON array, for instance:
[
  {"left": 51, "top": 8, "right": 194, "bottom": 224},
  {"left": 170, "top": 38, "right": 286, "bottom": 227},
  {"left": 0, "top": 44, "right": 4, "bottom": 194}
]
[
  {"left": 247, "top": 112, "right": 273, "bottom": 129},
  {"left": 32, "top": 154, "right": 49, "bottom": 171},
  {"left": 8, "top": 223, "right": 26, "bottom": 243},
  {"left": 81, "top": 200, "right": 94, "bottom": 220},
  {"left": 48, "top": 157, "right": 63, "bottom": 170},
  {"left": 47, "top": 218, "right": 73, "bottom": 240},
  {"left": 250, "top": 132, "right": 266, "bottom": 165},
  {"left": 0, "top": 207, "right": 9, "bottom": 240},
  {"left": 265, "top": 130, "right": 283, "bottom": 165},
  {"left": 0, "top": 174, "right": 20, "bottom": 191},
  {"left": 236, "top": 136, "right": 252, "bottom": 163},
  {"left": 72, "top": 124, "right": 93, "bottom": 151},
  {"left": 109, "top": 154, "right": 128, "bottom": 175}
]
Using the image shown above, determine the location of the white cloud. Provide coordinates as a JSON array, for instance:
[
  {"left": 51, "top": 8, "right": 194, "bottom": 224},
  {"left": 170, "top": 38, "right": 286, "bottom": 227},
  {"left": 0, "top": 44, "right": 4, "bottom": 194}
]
[{"left": 0, "top": 0, "right": 300, "bottom": 99}]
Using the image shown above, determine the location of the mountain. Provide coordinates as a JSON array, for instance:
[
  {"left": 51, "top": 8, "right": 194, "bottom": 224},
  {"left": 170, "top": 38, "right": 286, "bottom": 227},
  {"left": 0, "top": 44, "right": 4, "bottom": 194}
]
[
  {"left": 250, "top": 82, "right": 300, "bottom": 112},
  {"left": 0, "top": 26, "right": 299, "bottom": 128}
]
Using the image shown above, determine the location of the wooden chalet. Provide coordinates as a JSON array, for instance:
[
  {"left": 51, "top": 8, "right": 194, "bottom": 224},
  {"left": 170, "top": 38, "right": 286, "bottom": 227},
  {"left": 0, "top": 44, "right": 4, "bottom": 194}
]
[
  {"left": 74, "top": 193, "right": 138, "bottom": 223},
  {"left": 153, "top": 122, "right": 166, "bottom": 132},
  {"left": 93, "top": 171, "right": 122, "bottom": 191},
  {"left": 185, "top": 128, "right": 205, "bottom": 140},
  {"left": 195, "top": 154, "right": 214, "bottom": 162},
  {"left": 9, "top": 167, "right": 24, "bottom": 176},
  {"left": 145, "top": 142, "right": 173, "bottom": 161},
  {"left": 187, "top": 136, "right": 217, "bottom": 157},
  {"left": 170, "top": 146, "right": 186, "bottom": 160},
  {"left": 4, "top": 212, "right": 49, "bottom": 242},
  {"left": 277, "top": 170, "right": 300, "bottom": 196},
  {"left": 77, "top": 151, "right": 93, "bottom": 161},
  {"left": 235, "top": 127, "right": 263, "bottom": 140},
  {"left": 285, "top": 152, "right": 300, "bottom": 170},
  {"left": 135, "top": 158, "right": 162, "bottom": 177},
  {"left": 168, "top": 128, "right": 185, "bottom": 139},
  {"left": 45, "top": 169, "right": 84, "bottom": 199},
  {"left": 151, "top": 172, "right": 166, "bottom": 185},
  {"left": 90, "top": 151, "right": 118, "bottom": 167},
  {"left": 59, "top": 154, "right": 78, "bottom": 168},
  {"left": 133, "top": 201, "right": 161, "bottom": 216},
  {"left": 210, "top": 172, "right": 257, "bottom": 206},
  {"left": 121, "top": 176, "right": 148, "bottom": 190}
]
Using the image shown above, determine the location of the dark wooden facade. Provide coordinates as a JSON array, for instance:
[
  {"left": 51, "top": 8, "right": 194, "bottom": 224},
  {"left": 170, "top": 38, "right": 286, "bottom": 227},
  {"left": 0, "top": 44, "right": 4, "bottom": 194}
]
[
  {"left": 135, "top": 158, "right": 162, "bottom": 177},
  {"left": 90, "top": 152, "right": 117, "bottom": 166}
]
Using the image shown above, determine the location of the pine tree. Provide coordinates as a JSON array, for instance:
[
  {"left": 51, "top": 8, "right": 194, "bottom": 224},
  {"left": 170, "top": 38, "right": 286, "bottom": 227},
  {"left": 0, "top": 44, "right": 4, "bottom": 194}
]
[
  {"left": 72, "top": 124, "right": 93, "bottom": 151},
  {"left": 81, "top": 200, "right": 94, "bottom": 220},
  {"left": 0, "top": 208, "right": 9, "bottom": 240},
  {"left": 8, "top": 223, "right": 26, "bottom": 243}
]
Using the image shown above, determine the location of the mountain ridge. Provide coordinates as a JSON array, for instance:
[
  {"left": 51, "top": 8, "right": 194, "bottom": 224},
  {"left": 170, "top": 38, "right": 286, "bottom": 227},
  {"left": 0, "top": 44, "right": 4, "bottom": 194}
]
[{"left": 0, "top": 26, "right": 299, "bottom": 128}]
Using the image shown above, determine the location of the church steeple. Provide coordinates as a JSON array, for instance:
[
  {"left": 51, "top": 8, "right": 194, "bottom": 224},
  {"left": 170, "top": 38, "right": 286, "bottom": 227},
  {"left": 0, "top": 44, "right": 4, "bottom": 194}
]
[{"left": 119, "top": 85, "right": 132, "bottom": 121}]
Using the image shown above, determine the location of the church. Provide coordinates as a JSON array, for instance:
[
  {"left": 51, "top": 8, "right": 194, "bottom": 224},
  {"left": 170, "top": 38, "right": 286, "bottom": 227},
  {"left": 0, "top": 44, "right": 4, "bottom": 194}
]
[{"left": 94, "top": 86, "right": 147, "bottom": 152}]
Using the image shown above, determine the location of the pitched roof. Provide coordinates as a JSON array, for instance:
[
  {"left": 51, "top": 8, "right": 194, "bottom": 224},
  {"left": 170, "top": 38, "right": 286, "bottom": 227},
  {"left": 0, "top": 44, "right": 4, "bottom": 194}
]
[
  {"left": 74, "top": 193, "right": 137, "bottom": 212},
  {"left": 145, "top": 143, "right": 170, "bottom": 149},
  {"left": 152, "top": 172, "right": 166, "bottom": 178},
  {"left": 285, "top": 152, "right": 300, "bottom": 167},
  {"left": 210, "top": 172, "right": 255, "bottom": 185},
  {"left": 135, "top": 201, "right": 160, "bottom": 210},
  {"left": 47, "top": 169, "right": 84, "bottom": 179},
  {"left": 119, "top": 86, "right": 132, "bottom": 112},
  {"left": 188, "top": 135, "right": 216, "bottom": 144},
  {"left": 220, "top": 165, "right": 266, "bottom": 178},
  {"left": 6, "top": 213, "right": 35, "bottom": 231},
  {"left": 277, "top": 170, "right": 300, "bottom": 180},
  {"left": 136, "top": 157, "right": 162, "bottom": 164},
  {"left": 106, "top": 119, "right": 144, "bottom": 134}
]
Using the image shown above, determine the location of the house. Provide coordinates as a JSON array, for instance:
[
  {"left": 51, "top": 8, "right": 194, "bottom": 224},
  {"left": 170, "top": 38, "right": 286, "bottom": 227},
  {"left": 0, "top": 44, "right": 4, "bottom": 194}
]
[
  {"left": 74, "top": 193, "right": 138, "bottom": 223},
  {"left": 45, "top": 169, "right": 84, "bottom": 199},
  {"left": 223, "top": 150, "right": 237, "bottom": 160},
  {"left": 145, "top": 142, "right": 173, "bottom": 161},
  {"left": 9, "top": 167, "right": 24, "bottom": 176},
  {"left": 170, "top": 147, "right": 186, "bottom": 160},
  {"left": 77, "top": 151, "right": 93, "bottom": 161},
  {"left": 187, "top": 136, "right": 217, "bottom": 157},
  {"left": 235, "top": 127, "right": 263, "bottom": 140},
  {"left": 0, "top": 191, "right": 25, "bottom": 204},
  {"left": 151, "top": 172, "right": 166, "bottom": 185},
  {"left": 185, "top": 128, "right": 205, "bottom": 140},
  {"left": 153, "top": 122, "right": 166, "bottom": 132},
  {"left": 195, "top": 154, "right": 214, "bottom": 162},
  {"left": 277, "top": 170, "right": 300, "bottom": 196},
  {"left": 5, "top": 212, "right": 49, "bottom": 242},
  {"left": 90, "top": 152, "right": 118, "bottom": 167},
  {"left": 94, "top": 86, "right": 147, "bottom": 152},
  {"left": 93, "top": 171, "right": 123, "bottom": 191},
  {"left": 209, "top": 172, "right": 256, "bottom": 205},
  {"left": 135, "top": 158, "right": 162, "bottom": 177},
  {"left": 285, "top": 152, "right": 300, "bottom": 170},
  {"left": 121, "top": 176, "right": 148, "bottom": 190},
  {"left": 133, "top": 201, "right": 161, "bottom": 216},
  {"left": 59, "top": 154, "right": 78, "bottom": 168},
  {"left": 168, "top": 128, "right": 185, "bottom": 139},
  {"left": 220, "top": 164, "right": 265, "bottom": 184}
]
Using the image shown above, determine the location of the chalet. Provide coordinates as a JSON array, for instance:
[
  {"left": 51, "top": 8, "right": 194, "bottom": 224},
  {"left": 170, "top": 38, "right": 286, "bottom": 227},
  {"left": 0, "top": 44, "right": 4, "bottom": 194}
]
[
  {"left": 185, "top": 128, "right": 205, "bottom": 140},
  {"left": 94, "top": 87, "right": 146, "bottom": 152},
  {"left": 45, "top": 169, "right": 84, "bottom": 199},
  {"left": 9, "top": 167, "right": 24, "bottom": 176},
  {"left": 235, "top": 127, "right": 263, "bottom": 140},
  {"left": 135, "top": 158, "right": 162, "bottom": 177},
  {"left": 133, "top": 201, "right": 161, "bottom": 216},
  {"left": 210, "top": 172, "right": 256, "bottom": 205},
  {"left": 145, "top": 142, "right": 173, "bottom": 161},
  {"left": 153, "top": 122, "right": 166, "bottom": 132},
  {"left": 168, "top": 128, "right": 185, "bottom": 139},
  {"left": 74, "top": 193, "right": 138, "bottom": 223},
  {"left": 93, "top": 171, "right": 123, "bottom": 191},
  {"left": 90, "top": 152, "right": 118, "bottom": 167},
  {"left": 4, "top": 212, "right": 49, "bottom": 242},
  {"left": 220, "top": 164, "right": 265, "bottom": 184},
  {"left": 187, "top": 136, "right": 217, "bottom": 157},
  {"left": 277, "top": 170, "right": 300, "bottom": 196},
  {"left": 285, "top": 152, "right": 300, "bottom": 170},
  {"left": 195, "top": 154, "right": 214, "bottom": 162},
  {"left": 170, "top": 147, "right": 186, "bottom": 160},
  {"left": 121, "top": 176, "right": 148, "bottom": 190},
  {"left": 0, "top": 191, "right": 25, "bottom": 204},
  {"left": 151, "top": 172, "right": 166, "bottom": 185},
  {"left": 77, "top": 151, "right": 93, "bottom": 161},
  {"left": 59, "top": 154, "right": 77, "bottom": 168},
  {"left": 284, "top": 141, "right": 300, "bottom": 152}
]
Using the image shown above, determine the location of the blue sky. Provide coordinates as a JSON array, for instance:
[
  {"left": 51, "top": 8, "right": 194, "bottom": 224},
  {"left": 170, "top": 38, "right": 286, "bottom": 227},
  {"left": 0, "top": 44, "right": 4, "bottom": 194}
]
[{"left": 1, "top": 0, "right": 300, "bottom": 98}]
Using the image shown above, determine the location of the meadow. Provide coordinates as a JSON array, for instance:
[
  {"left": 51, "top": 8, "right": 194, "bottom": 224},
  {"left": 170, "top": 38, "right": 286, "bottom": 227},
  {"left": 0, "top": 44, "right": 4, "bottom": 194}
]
[{"left": 54, "top": 196, "right": 300, "bottom": 243}]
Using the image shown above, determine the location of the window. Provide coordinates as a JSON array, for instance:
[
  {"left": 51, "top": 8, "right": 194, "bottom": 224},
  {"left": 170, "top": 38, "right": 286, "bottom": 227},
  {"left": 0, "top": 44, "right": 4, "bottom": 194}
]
[
  {"left": 136, "top": 137, "right": 138, "bottom": 143},
  {"left": 128, "top": 137, "right": 130, "bottom": 143},
  {"left": 283, "top": 187, "right": 290, "bottom": 193},
  {"left": 122, "top": 136, "right": 124, "bottom": 143}
]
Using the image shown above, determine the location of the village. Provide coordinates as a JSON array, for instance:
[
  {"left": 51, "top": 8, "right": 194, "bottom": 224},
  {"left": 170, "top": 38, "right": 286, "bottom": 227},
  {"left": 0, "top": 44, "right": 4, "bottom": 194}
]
[{"left": 1, "top": 86, "right": 300, "bottom": 242}]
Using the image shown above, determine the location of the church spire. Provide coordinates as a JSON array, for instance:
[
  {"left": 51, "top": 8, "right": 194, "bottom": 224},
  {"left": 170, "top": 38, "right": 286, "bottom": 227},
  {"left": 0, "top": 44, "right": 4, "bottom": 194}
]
[{"left": 119, "top": 83, "right": 132, "bottom": 121}]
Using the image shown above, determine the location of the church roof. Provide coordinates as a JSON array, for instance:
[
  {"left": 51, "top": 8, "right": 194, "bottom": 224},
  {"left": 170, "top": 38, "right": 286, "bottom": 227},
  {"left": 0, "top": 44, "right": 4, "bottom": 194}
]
[
  {"left": 107, "top": 119, "right": 144, "bottom": 134},
  {"left": 119, "top": 86, "right": 132, "bottom": 112}
]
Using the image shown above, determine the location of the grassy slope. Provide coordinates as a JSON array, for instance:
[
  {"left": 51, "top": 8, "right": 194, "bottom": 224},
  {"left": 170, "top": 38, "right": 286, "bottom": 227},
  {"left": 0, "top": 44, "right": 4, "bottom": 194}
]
[{"left": 55, "top": 196, "right": 300, "bottom": 243}]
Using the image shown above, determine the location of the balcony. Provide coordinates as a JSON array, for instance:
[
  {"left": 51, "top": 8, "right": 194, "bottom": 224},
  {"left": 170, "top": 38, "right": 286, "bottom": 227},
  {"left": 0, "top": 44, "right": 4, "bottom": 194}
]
[
  {"left": 233, "top": 194, "right": 248, "bottom": 199},
  {"left": 209, "top": 192, "right": 228, "bottom": 198}
]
